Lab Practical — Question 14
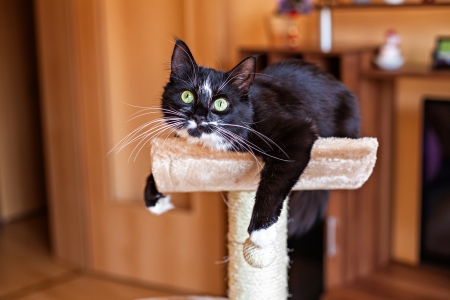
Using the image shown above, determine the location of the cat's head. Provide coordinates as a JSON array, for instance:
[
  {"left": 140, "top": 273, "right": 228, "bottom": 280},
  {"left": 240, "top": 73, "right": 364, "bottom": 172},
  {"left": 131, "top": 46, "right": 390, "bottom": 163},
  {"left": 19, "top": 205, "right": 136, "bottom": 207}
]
[{"left": 161, "top": 39, "right": 256, "bottom": 151}]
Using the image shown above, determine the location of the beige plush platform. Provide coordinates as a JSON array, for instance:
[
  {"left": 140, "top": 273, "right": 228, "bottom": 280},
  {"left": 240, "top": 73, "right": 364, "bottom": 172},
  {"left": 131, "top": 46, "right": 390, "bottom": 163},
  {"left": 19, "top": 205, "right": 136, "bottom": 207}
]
[{"left": 150, "top": 137, "right": 378, "bottom": 193}]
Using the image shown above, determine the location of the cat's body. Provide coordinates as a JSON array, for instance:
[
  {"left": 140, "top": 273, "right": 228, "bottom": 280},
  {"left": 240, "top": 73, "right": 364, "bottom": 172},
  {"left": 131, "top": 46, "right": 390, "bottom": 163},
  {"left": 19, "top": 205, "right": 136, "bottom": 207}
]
[{"left": 145, "top": 40, "right": 360, "bottom": 247}]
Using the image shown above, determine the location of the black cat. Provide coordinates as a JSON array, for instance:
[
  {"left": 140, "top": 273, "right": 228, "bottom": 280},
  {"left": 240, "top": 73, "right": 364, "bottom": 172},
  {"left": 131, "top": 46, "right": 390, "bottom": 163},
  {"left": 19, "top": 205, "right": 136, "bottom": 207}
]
[{"left": 145, "top": 39, "right": 360, "bottom": 248}]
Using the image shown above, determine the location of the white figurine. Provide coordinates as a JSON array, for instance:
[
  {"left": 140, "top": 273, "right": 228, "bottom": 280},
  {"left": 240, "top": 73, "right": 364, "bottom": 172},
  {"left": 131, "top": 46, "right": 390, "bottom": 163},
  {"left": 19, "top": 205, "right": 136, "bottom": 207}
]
[
  {"left": 375, "top": 30, "right": 405, "bottom": 70},
  {"left": 384, "top": 0, "right": 404, "bottom": 5}
]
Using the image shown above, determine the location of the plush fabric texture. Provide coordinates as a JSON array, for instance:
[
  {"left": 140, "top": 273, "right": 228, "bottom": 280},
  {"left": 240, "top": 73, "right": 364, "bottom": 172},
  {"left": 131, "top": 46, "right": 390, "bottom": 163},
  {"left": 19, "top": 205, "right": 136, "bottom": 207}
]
[{"left": 150, "top": 137, "right": 378, "bottom": 193}]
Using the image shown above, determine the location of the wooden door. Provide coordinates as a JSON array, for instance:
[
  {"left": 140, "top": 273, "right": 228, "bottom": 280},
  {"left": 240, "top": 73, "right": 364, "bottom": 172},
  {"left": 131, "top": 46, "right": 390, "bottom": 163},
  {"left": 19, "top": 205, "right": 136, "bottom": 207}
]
[{"left": 34, "top": 0, "right": 228, "bottom": 295}]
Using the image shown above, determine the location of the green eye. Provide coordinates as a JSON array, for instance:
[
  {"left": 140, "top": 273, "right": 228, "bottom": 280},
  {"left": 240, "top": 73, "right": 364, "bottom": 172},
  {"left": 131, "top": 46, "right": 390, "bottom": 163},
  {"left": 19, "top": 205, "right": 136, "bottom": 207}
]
[
  {"left": 214, "top": 98, "right": 228, "bottom": 111},
  {"left": 181, "top": 90, "right": 194, "bottom": 104}
]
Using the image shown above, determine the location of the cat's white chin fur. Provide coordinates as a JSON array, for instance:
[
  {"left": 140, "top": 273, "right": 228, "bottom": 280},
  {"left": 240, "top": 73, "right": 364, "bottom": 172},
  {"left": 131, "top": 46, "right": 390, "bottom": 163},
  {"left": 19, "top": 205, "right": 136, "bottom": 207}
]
[
  {"left": 148, "top": 196, "right": 174, "bottom": 215},
  {"left": 250, "top": 223, "right": 278, "bottom": 248},
  {"left": 177, "top": 128, "right": 231, "bottom": 151}
]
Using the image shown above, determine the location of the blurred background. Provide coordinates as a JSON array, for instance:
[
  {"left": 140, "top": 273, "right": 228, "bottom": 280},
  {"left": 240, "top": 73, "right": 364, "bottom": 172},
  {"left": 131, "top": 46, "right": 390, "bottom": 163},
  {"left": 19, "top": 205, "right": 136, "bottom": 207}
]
[{"left": 1, "top": 0, "right": 450, "bottom": 299}]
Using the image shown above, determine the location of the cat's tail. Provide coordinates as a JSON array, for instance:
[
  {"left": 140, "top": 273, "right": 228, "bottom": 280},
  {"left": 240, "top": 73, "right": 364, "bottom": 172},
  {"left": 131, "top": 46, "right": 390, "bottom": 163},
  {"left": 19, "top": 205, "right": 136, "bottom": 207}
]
[{"left": 288, "top": 190, "right": 330, "bottom": 237}]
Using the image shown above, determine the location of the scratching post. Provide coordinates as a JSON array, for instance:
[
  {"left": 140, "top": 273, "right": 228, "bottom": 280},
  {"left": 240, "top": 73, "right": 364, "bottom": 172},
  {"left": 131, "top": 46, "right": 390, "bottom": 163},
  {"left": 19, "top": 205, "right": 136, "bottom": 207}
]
[
  {"left": 228, "top": 192, "right": 288, "bottom": 299},
  {"left": 144, "top": 137, "right": 378, "bottom": 300}
]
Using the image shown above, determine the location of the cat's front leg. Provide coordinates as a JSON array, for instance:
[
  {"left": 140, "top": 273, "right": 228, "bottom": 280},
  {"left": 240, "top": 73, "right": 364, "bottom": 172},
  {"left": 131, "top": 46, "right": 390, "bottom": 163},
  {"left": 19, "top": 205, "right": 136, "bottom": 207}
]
[
  {"left": 144, "top": 173, "right": 174, "bottom": 215},
  {"left": 248, "top": 139, "right": 315, "bottom": 248}
]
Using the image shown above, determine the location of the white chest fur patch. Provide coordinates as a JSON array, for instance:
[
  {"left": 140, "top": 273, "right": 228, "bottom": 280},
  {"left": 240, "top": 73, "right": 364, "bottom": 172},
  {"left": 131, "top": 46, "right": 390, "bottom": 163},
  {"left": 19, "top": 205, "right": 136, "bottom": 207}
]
[
  {"left": 250, "top": 223, "right": 278, "bottom": 248},
  {"left": 177, "top": 128, "right": 232, "bottom": 151}
]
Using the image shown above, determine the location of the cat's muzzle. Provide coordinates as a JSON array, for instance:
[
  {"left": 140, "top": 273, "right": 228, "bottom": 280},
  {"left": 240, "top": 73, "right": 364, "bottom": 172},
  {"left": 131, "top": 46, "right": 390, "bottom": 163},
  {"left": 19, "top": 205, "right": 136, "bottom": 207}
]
[{"left": 188, "top": 125, "right": 213, "bottom": 136}]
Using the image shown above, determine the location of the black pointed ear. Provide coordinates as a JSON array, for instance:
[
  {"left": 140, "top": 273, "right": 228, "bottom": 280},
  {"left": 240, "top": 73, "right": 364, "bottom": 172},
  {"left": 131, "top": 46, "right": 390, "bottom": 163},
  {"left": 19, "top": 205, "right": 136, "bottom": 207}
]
[
  {"left": 226, "top": 56, "right": 256, "bottom": 94},
  {"left": 171, "top": 39, "right": 197, "bottom": 78}
]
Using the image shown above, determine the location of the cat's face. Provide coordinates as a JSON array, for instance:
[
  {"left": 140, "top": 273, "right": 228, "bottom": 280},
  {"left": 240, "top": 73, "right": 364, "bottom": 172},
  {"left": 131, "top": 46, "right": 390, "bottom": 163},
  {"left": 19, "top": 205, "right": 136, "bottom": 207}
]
[{"left": 161, "top": 40, "right": 256, "bottom": 151}]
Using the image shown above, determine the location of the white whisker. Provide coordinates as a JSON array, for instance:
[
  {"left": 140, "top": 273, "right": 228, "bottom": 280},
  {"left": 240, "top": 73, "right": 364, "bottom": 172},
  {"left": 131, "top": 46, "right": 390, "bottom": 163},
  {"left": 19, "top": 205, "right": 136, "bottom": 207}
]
[
  {"left": 120, "top": 122, "right": 173, "bottom": 153},
  {"left": 214, "top": 127, "right": 263, "bottom": 170},
  {"left": 216, "top": 122, "right": 290, "bottom": 160},
  {"left": 116, "top": 117, "right": 183, "bottom": 151},
  {"left": 214, "top": 125, "right": 290, "bottom": 163},
  {"left": 129, "top": 121, "right": 183, "bottom": 162},
  {"left": 126, "top": 123, "right": 175, "bottom": 158},
  {"left": 127, "top": 110, "right": 183, "bottom": 122},
  {"left": 109, "top": 118, "right": 167, "bottom": 154},
  {"left": 118, "top": 102, "right": 184, "bottom": 118}
]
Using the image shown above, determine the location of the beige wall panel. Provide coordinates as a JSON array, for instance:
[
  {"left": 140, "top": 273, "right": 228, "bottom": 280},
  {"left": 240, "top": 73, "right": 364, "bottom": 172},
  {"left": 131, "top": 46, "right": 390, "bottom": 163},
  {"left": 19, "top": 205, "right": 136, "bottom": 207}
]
[
  {"left": 103, "top": 0, "right": 185, "bottom": 202},
  {"left": 227, "top": 0, "right": 276, "bottom": 67},
  {"left": 393, "top": 78, "right": 450, "bottom": 264},
  {"left": 183, "top": 0, "right": 229, "bottom": 69}
]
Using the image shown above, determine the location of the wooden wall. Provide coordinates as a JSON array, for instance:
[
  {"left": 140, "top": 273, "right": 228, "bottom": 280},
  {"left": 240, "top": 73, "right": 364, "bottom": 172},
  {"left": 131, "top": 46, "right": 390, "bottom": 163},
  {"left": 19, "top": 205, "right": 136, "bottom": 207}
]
[{"left": 0, "top": 0, "right": 45, "bottom": 222}]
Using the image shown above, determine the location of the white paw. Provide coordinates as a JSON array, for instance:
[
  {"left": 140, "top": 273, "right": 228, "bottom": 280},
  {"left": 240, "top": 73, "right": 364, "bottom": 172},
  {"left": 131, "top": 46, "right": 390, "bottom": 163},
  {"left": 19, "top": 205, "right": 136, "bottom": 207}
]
[
  {"left": 148, "top": 195, "right": 174, "bottom": 215},
  {"left": 250, "top": 223, "right": 277, "bottom": 248}
]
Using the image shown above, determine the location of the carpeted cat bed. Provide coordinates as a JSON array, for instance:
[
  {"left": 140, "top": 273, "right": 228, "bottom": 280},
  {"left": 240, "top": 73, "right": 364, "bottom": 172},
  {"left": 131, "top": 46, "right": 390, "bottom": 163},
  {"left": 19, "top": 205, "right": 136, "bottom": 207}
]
[{"left": 144, "top": 137, "right": 378, "bottom": 300}]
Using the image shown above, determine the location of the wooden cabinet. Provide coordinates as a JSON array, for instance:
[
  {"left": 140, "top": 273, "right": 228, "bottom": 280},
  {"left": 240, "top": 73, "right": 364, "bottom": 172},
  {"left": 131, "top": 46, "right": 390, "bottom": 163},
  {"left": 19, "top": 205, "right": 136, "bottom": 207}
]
[
  {"left": 239, "top": 46, "right": 394, "bottom": 290},
  {"left": 361, "top": 66, "right": 450, "bottom": 266}
]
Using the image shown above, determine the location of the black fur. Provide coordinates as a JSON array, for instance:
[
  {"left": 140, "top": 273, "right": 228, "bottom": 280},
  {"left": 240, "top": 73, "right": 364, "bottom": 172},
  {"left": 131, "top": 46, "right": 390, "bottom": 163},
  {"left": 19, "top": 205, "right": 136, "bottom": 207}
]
[{"left": 144, "top": 39, "right": 360, "bottom": 237}]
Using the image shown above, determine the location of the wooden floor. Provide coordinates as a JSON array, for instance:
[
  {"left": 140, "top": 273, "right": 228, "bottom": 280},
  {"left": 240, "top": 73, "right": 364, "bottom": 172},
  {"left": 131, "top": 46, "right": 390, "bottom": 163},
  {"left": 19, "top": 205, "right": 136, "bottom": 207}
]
[
  {"left": 322, "top": 263, "right": 450, "bottom": 300},
  {"left": 0, "top": 216, "right": 176, "bottom": 300},
  {"left": 4, "top": 216, "right": 450, "bottom": 300}
]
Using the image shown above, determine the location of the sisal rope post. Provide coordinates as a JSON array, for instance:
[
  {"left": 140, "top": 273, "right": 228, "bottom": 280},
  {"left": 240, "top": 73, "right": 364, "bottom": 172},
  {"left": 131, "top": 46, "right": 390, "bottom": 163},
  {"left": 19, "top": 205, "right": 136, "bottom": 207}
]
[{"left": 227, "top": 191, "right": 288, "bottom": 300}]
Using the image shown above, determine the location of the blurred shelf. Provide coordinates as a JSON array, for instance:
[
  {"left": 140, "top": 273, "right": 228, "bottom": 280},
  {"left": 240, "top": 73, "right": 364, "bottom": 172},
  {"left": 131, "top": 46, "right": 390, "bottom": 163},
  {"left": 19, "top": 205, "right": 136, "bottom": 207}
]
[
  {"left": 315, "top": 2, "right": 450, "bottom": 9},
  {"left": 240, "top": 45, "right": 378, "bottom": 56},
  {"left": 362, "top": 65, "right": 450, "bottom": 79}
]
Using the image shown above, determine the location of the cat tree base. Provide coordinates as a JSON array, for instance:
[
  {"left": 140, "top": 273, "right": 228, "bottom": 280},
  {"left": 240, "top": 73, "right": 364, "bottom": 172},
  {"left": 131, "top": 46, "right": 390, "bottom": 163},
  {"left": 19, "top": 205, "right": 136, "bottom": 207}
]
[{"left": 141, "top": 137, "right": 378, "bottom": 300}]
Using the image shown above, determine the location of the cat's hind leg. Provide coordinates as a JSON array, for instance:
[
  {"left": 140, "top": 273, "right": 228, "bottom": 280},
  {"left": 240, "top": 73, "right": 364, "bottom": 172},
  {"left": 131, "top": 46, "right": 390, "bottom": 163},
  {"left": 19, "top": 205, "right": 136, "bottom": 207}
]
[{"left": 144, "top": 173, "right": 174, "bottom": 215}]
